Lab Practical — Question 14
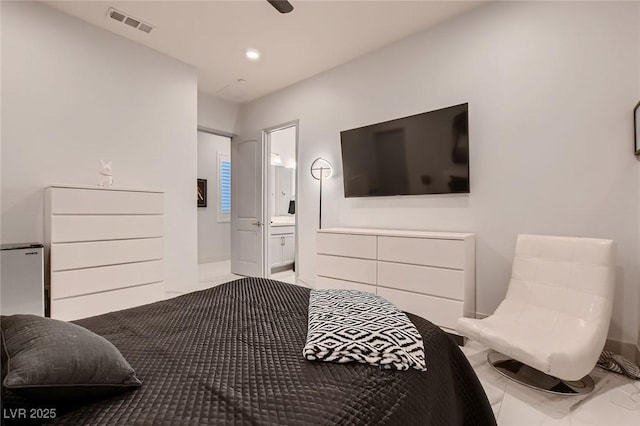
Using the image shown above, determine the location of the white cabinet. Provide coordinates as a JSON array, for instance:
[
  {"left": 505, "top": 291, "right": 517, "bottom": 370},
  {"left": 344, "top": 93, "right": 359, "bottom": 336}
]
[
  {"left": 282, "top": 234, "right": 295, "bottom": 264},
  {"left": 45, "top": 185, "right": 165, "bottom": 321},
  {"left": 270, "top": 224, "right": 295, "bottom": 269},
  {"left": 316, "top": 228, "right": 475, "bottom": 338}
]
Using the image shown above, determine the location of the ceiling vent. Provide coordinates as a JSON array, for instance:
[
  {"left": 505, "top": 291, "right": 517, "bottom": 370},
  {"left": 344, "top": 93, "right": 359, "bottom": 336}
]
[{"left": 107, "top": 8, "right": 154, "bottom": 34}]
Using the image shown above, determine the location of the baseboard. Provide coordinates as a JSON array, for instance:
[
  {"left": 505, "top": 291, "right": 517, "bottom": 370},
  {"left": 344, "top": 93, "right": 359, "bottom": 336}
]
[
  {"left": 271, "top": 264, "right": 294, "bottom": 274},
  {"left": 602, "top": 339, "right": 640, "bottom": 362}
]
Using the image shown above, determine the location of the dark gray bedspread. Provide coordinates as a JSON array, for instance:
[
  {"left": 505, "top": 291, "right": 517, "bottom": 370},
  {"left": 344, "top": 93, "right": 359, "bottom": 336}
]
[{"left": 2, "top": 278, "right": 495, "bottom": 425}]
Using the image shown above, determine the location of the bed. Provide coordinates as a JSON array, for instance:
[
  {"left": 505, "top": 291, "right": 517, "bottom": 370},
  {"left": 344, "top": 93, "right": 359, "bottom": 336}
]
[{"left": 3, "top": 278, "right": 496, "bottom": 425}]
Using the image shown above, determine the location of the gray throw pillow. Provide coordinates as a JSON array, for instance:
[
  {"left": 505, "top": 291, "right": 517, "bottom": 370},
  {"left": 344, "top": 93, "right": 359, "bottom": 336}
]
[{"left": 1, "top": 314, "right": 141, "bottom": 402}]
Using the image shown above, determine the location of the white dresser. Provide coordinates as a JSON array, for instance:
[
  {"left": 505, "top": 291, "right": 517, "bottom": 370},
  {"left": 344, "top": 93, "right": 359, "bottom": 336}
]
[
  {"left": 45, "top": 185, "right": 165, "bottom": 321},
  {"left": 316, "top": 228, "right": 475, "bottom": 338}
]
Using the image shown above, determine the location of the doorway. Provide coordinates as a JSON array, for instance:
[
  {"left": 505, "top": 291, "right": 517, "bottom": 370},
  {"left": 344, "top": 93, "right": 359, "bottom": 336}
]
[
  {"left": 265, "top": 123, "right": 298, "bottom": 284},
  {"left": 196, "top": 130, "right": 238, "bottom": 288}
]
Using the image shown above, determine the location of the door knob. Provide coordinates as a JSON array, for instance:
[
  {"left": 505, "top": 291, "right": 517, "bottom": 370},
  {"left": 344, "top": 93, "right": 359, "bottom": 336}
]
[{"left": 252, "top": 221, "right": 262, "bottom": 227}]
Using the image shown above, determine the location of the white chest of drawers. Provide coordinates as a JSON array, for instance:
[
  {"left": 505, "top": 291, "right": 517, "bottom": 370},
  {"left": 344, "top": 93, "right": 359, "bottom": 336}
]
[
  {"left": 45, "top": 185, "right": 165, "bottom": 321},
  {"left": 316, "top": 228, "right": 475, "bottom": 337}
]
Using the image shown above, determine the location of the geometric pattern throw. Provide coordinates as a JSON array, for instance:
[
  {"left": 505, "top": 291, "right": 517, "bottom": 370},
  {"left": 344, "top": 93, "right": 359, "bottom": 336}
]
[
  {"left": 597, "top": 350, "right": 640, "bottom": 379},
  {"left": 303, "top": 289, "right": 427, "bottom": 371}
]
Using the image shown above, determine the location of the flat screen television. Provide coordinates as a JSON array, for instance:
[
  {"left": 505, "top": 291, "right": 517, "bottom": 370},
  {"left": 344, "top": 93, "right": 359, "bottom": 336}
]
[{"left": 340, "top": 103, "right": 469, "bottom": 197}]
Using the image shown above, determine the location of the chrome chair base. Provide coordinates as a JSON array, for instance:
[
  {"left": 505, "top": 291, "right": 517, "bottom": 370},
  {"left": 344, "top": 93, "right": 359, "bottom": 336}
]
[{"left": 487, "top": 350, "right": 594, "bottom": 396}]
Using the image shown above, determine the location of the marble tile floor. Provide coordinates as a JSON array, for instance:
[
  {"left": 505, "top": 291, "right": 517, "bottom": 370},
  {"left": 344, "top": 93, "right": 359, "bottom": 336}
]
[
  {"left": 196, "top": 260, "right": 239, "bottom": 286},
  {"left": 165, "top": 260, "right": 240, "bottom": 299},
  {"left": 460, "top": 340, "right": 640, "bottom": 425},
  {"left": 269, "top": 269, "right": 296, "bottom": 284},
  {"left": 166, "top": 262, "right": 299, "bottom": 299}
]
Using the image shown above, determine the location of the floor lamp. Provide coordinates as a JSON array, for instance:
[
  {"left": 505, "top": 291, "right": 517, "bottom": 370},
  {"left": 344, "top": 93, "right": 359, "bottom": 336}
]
[{"left": 310, "top": 158, "right": 333, "bottom": 229}]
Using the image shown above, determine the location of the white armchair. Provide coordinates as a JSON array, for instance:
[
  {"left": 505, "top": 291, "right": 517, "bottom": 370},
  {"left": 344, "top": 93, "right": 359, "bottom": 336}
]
[{"left": 457, "top": 234, "right": 615, "bottom": 395}]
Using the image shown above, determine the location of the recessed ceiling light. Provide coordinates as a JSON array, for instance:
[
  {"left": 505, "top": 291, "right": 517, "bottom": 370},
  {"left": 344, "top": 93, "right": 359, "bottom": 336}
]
[{"left": 245, "top": 49, "right": 260, "bottom": 61}]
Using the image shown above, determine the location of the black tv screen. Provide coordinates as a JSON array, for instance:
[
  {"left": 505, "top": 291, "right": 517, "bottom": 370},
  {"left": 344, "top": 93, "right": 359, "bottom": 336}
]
[{"left": 340, "top": 103, "right": 469, "bottom": 197}]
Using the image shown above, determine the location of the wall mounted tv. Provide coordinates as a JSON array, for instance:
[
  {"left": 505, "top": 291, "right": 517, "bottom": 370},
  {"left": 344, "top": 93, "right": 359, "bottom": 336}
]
[{"left": 340, "top": 103, "right": 469, "bottom": 198}]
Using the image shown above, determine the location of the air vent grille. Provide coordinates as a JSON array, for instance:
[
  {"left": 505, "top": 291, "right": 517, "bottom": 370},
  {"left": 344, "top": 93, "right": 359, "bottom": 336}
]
[
  {"left": 110, "top": 10, "right": 125, "bottom": 22},
  {"left": 107, "top": 8, "right": 154, "bottom": 34},
  {"left": 138, "top": 23, "right": 153, "bottom": 34}
]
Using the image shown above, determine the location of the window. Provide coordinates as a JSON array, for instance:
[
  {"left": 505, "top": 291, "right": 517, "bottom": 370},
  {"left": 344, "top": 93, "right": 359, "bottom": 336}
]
[{"left": 218, "top": 153, "right": 231, "bottom": 222}]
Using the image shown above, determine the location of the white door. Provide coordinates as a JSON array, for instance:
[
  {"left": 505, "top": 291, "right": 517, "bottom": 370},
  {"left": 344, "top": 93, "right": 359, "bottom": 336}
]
[{"left": 231, "top": 138, "right": 264, "bottom": 277}]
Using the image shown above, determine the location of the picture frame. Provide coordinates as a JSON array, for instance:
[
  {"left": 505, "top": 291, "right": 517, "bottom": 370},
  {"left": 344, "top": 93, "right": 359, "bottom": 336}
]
[
  {"left": 635, "top": 100, "right": 640, "bottom": 155},
  {"left": 197, "top": 178, "right": 207, "bottom": 207}
]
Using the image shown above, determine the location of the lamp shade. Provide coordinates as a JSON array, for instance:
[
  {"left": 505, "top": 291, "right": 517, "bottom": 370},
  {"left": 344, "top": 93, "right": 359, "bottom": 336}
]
[{"left": 310, "top": 158, "right": 333, "bottom": 180}]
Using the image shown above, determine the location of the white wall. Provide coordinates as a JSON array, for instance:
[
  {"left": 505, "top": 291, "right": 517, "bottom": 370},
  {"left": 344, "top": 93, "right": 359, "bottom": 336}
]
[
  {"left": 198, "top": 91, "right": 239, "bottom": 134},
  {"left": 1, "top": 1, "right": 198, "bottom": 292},
  {"left": 271, "top": 126, "right": 297, "bottom": 168},
  {"left": 197, "top": 132, "right": 231, "bottom": 263},
  {"left": 237, "top": 1, "right": 640, "bottom": 344},
  {"left": 195, "top": 93, "right": 237, "bottom": 264}
]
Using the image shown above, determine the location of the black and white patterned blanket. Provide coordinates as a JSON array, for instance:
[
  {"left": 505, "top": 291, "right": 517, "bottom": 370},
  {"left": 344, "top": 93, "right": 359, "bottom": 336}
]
[
  {"left": 598, "top": 351, "right": 640, "bottom": 379},
  {"left": 303, "top": 289, "right": 427, "bottom": 371}
]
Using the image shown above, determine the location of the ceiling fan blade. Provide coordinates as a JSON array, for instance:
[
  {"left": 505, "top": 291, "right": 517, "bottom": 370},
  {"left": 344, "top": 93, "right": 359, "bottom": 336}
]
[{"left": 267, "top": 0, "right": 294, "bottom": 14}]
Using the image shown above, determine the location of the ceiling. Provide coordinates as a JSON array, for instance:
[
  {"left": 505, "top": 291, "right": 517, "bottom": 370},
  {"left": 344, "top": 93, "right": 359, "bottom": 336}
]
[{"left": 45, "top": 1, "right": 484, "bottom": 103}]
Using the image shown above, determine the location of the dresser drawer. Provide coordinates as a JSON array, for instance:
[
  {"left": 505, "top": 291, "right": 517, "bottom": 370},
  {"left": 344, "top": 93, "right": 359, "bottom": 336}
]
[
  {"left": 378, "top": 236, "right": 465, "bottom": 269},
  {"left": 50, "top": 281, "right": 164, "bottom": 321},
  {"left": 378, "top": 287, "right": 463, "bottom": 331},
  {"left": 316, "top": 254, "right": 376, "bottom": 284},
  {"left": 51, "top": 260, "right": 163, "bottom": 299},
  {"left": 317, "top": 232, "right": 376, "bottom": 259},
  {"left": 316, "top": 276, "right": 376, "bottom": 294},
  {"left": 51, "top": 215, "right": 164, "bottom": 243},
  {"left": 377, "top": 261, "right": 464, "bottom": 300},
  {"left": 49, "top": 187, "right": 164, "bottom": 215},
  {"left": 51, "top": 238, "right": 164, "bottom": 272}
]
